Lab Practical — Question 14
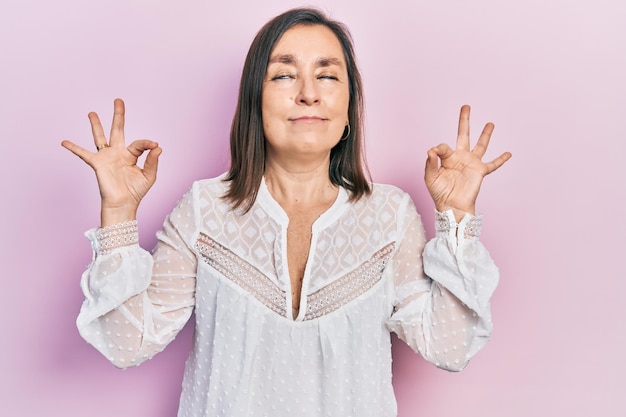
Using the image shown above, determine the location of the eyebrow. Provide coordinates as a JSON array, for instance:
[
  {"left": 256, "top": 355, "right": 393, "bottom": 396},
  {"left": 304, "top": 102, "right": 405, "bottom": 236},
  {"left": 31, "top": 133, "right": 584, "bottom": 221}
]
[{"left": 268, "top": 54, "right": 344, "bottom": 68}]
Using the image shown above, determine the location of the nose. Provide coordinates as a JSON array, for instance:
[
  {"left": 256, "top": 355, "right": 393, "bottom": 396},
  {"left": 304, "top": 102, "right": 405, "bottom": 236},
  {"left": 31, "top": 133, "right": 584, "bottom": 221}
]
[{"left": 295, "top": 77, "right": 320, "bottom": 105}]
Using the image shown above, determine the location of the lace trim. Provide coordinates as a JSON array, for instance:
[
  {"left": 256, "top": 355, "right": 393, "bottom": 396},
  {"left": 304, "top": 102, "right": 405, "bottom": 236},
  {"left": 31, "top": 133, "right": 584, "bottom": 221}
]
[
  {"left": 304, "top": 243, "right": 395, "bottom": 321},
  {"left": 195, "top": 234, "right": 395, "bottom": 321},
  {"left": 195, "top": 233, "right": 288, "bottom": 318},
  {"left": 96, "top": 220, "right": 138, "bottom": 255},
  {"left": 435, "top": 211, "right": 482, "bottom": 239}
]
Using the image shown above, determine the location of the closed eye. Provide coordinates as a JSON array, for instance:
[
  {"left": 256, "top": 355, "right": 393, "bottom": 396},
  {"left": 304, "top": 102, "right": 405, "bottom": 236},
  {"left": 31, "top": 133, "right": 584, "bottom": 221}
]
[{"left": 271, "top": 74, "right": 294, "bottom": 81}]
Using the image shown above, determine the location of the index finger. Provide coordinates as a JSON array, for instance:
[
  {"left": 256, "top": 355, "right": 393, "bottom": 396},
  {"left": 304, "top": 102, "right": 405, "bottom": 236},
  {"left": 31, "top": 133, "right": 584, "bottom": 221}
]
[
  {"left": 456, "top": 104, "right": 471, "bottom": 151},
  {"left": 109, "top": 98, "right": 126, "bottom": 146}
]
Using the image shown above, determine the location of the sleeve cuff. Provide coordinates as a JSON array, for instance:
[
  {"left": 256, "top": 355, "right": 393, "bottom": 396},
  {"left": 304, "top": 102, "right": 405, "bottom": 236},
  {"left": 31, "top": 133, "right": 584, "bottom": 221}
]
[
  {"left": 435, "top": 210, "right": 483, "bottom": 240},
  {"left": 93, "top": 220, "right": 139, "bottom": 255}
]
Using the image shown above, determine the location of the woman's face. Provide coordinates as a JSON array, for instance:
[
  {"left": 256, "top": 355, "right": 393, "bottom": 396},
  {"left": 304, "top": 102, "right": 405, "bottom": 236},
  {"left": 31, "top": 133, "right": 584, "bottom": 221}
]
[{"left": 262, "top": 24, "right": 350, "bottom": 163}]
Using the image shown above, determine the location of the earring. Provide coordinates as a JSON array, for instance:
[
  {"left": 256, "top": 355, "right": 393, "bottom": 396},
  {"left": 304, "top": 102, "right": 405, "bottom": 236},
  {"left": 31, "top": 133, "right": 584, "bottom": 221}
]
[{"left": 340, "top": 123, "right": 351, "bottom": 141}]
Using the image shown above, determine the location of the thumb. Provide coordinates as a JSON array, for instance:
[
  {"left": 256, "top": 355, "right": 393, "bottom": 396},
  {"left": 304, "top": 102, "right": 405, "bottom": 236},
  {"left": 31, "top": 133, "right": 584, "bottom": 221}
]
[{"left": 61, "top": 140, "right": 94, "bottom": 166}]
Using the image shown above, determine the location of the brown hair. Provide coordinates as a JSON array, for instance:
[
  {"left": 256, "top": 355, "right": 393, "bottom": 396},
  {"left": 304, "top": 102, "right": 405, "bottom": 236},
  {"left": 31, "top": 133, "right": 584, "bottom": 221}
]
[{"left": 223, "top": 7, "right": 371, "bottom": 212}]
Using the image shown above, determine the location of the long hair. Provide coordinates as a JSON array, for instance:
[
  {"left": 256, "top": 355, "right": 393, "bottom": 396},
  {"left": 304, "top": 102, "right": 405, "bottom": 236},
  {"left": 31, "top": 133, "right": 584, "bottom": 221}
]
[{"left": 223, "top": 7, "right": 371, "bottom": 212}]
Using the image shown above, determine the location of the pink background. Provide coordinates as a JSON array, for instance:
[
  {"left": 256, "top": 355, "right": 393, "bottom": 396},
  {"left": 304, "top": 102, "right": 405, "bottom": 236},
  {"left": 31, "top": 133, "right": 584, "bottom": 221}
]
[{"left": 1, "top": 0, "right": 624, "bottom": 415}]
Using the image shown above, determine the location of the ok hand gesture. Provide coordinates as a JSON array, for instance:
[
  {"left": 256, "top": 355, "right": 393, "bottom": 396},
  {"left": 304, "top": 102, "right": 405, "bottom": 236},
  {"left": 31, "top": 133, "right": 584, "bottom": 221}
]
[
  {"left": 61, "top": 98, "right": 162, "bottom": 226},
  {"left": 424, "top": 105, "right": 511, "bottom": 222}
]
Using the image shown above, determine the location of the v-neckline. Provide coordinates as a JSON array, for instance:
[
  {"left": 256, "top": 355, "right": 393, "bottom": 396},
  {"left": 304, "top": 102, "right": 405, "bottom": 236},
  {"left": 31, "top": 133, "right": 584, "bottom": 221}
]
[{"left": 257, "top": 177, "right": 349, "bottom": 320}]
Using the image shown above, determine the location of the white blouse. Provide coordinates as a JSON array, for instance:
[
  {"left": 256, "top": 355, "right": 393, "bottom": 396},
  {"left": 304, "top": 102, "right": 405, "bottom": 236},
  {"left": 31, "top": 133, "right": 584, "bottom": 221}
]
[{"left": 76, "top": 176, "right": 499, "bottom": 417}]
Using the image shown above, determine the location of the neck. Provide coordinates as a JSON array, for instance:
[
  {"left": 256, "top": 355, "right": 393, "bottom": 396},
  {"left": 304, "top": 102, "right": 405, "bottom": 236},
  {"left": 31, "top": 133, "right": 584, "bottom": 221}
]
[{"left": 264, "top": 157, "right": 337, "bottom": 208}]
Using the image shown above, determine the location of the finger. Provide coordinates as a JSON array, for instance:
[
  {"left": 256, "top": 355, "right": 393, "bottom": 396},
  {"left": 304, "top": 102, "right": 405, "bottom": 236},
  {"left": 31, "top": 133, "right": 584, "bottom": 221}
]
[
  {"left": 61, "top": 140, "right": 95, "bottom": 165},
  {"left": 109, "top": 98, "right": 126, "bottom": 146},
  {"left": 484, "top": 151, "right": 512, "bottom": 174},
  {"left": 425, "top": 143, "right": 454, "bottom": 179},
  {"left": 127, "top": 139, "right": 159, "bottom": 158},
  {"left": 432, "top": 143, "right": 454, "bottom": 163},
  {"left": 456, "top": 104, "right": 471, "bottom": 151},
  {"left": 472, "top": 122, "right": 495, "bottom": 158},
  {"left": 142, "top": 146, "right": 162, "bottom": 183},
  {"left": 88, "top": 111, "right": 107, "bottom": 149},
  {"left": 424, "top": 148, "right": 440, "bottom": 180}
]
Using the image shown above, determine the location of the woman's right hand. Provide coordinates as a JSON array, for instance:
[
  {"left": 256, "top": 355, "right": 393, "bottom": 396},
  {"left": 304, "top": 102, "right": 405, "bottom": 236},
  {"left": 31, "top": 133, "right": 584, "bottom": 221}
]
[{"left": 61, "top": 98, "right": 162, "bottom": 226}]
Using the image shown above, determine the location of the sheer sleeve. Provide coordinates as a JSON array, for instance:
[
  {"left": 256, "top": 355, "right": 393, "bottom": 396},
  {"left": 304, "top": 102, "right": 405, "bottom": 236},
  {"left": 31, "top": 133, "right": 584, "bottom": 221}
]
[
  {"left": 76, "top": 186, "right": 198, "bottom": 369},
  {"left": 385, "top": 196, "right": 499, "bottom": 371}
]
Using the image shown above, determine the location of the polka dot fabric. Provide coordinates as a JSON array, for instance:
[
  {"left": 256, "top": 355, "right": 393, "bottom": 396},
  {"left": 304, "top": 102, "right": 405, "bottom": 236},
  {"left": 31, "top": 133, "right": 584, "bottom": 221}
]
[{"left": 77, "top": 175, "right": 499, "bottom": 416}]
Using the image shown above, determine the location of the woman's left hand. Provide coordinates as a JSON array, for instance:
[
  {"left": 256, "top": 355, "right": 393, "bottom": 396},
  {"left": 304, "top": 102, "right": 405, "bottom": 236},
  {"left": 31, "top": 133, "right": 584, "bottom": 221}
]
[{"left": 424, "top": 105, "right": 511, "bottom": 222}]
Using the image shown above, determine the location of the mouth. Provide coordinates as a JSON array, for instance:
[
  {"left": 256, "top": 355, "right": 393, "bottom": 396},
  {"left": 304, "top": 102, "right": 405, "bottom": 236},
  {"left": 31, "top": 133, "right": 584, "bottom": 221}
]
[{"left": 289, "top": 116, "right": 327, "bottom": 123}]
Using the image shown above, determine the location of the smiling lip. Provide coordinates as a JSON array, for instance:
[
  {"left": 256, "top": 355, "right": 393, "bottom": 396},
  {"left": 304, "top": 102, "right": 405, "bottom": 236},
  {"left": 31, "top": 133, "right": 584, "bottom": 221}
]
[{"left": 289, "top": 116, "right": 327, "bottom": 122}]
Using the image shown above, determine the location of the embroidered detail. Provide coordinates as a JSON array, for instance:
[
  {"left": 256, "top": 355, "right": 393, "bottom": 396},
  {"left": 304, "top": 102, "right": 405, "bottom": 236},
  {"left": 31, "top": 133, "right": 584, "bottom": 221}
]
[
  {"left": 195, "top": 234, "right": 395, "bottom": 321},
  {"left": 195, "top": 233, "right": 288, "bottom": 318},
  {"left": 304, "top": 243, "right": 395, "bottom": 320},
  {"left": 435, "top": 211, "right": 482, "bottom": 239},
  {"left": 463, "top": 214, "right": 482, "bottom": 239},
  {"left": 96, "top": 220, "right": 138, "bottom": 255}
]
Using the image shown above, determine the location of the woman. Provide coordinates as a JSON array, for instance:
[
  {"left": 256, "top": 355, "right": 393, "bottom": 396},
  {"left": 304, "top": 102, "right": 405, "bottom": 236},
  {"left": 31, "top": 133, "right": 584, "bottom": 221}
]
[{"left": 61, "top": 7, "right": 511, "bottom": 417}]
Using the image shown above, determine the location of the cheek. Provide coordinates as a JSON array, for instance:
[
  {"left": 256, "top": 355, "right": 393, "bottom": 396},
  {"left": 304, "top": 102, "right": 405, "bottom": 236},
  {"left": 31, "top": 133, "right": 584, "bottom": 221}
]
[
  {"left": 261, "top": 102, "right": 280, "bottom": 140},
  {"left": 262, "top": 90, "right": 290, "bottom": 116},
  {"left": 261, "top": 114, "right": 275, "bottom": 140},
  {"left": 332, "top": 93, "right": 350, "bottom": 119},
  {"left": 261, "top": 94, "right": 274, "bottom": 128},
  {"left": 329, "top": 85, "right": 350, "bottom": 116}
]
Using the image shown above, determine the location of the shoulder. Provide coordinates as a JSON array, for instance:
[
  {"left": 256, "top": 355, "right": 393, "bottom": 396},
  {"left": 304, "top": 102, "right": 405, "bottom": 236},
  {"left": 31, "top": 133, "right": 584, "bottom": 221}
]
[
  {"left": 191, "top": 173, "right": 228, "bottom": 196},
  {"left": 169, "top": 174, "right": 228, "bottom": 216},
  {"left": 370, "top": 182, "right": 408, "bottom": 197},
  {"left": 365, "top": 182, "right": 411, "bottom": 209},
  {"left": 343, "top": 183, "right": 419, "bottom": 243},
  {"left": 184, "top": 174, "right": 237, "bottom": 221},
  {"left": 346, "top": 182, "right": 413, "bottom": 223},
  {"left": 362, "top": 182, "right": 423, "bottom": 225}
]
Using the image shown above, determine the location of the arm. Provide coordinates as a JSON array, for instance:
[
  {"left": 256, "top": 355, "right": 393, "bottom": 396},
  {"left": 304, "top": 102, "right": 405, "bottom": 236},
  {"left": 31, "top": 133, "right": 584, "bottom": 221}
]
[
  {"left": 386, "top": 105, "right": 508, "bottom": 370},
  {"left": 76, "top": 187, "right": 198, "bottom": 368},
  {"left": 63, "top": 98, "right": 194, "bottom": 367},
  {"left": 386, "top": 199, "right": 498, "bottom": 371}
]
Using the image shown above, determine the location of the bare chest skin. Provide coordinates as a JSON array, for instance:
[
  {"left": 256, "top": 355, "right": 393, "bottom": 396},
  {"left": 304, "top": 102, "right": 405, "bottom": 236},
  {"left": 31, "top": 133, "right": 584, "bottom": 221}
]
[{"left": 284, "top": 202, "right": 334, "bottom": 319}]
